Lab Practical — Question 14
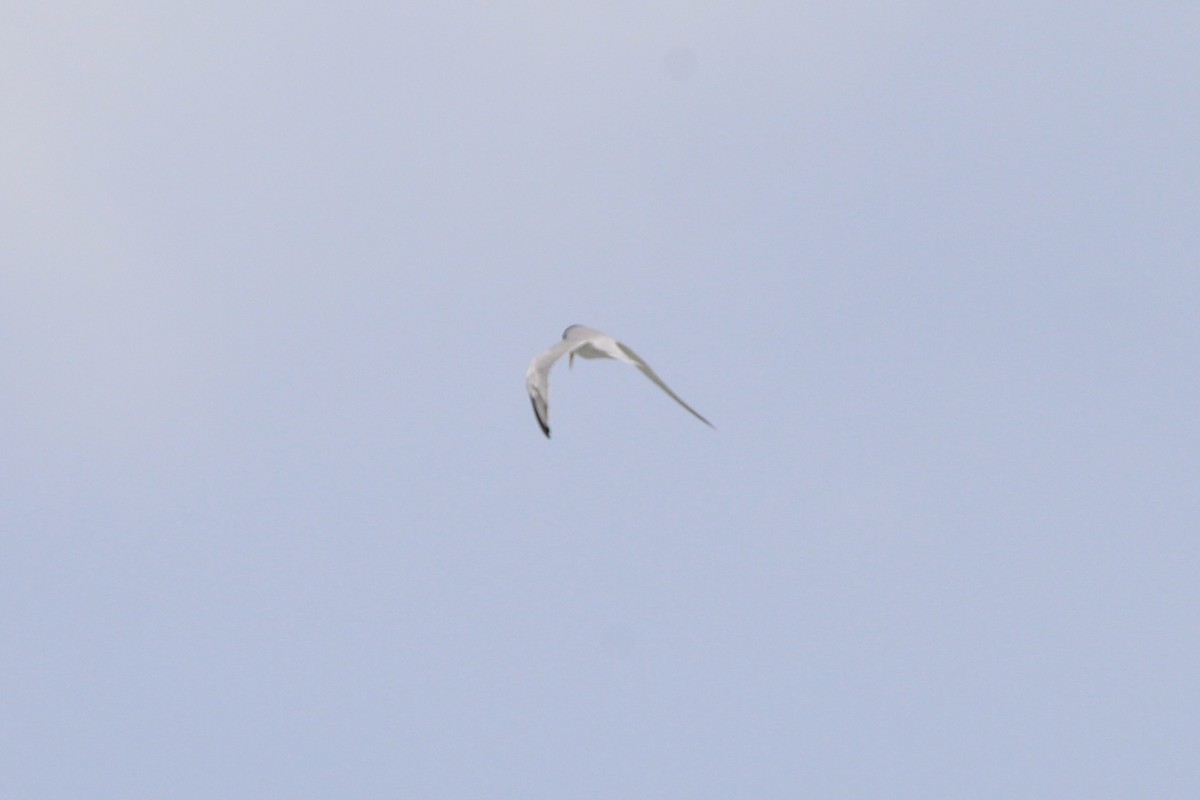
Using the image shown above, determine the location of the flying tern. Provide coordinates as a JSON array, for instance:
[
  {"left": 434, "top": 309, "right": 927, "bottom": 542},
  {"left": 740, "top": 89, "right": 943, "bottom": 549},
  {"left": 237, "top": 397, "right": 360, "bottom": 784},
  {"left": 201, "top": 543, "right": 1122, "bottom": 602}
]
[{"left": 525, "top": 324, "right": 714, "bottom": 438}]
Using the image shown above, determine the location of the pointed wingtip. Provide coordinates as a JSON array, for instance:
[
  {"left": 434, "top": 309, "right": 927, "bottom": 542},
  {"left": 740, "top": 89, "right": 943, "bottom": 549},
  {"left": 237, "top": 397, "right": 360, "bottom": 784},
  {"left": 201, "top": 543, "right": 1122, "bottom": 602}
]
[{"left": 530, "top": 396, "right": 551, "bottom": 438}]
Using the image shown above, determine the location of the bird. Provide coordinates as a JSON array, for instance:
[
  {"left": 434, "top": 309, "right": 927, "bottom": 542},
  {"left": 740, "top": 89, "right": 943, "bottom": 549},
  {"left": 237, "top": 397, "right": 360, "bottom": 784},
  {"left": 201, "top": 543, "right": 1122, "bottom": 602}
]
[{"left": 525, "top": 324, "right": 714, "bottom": 438}]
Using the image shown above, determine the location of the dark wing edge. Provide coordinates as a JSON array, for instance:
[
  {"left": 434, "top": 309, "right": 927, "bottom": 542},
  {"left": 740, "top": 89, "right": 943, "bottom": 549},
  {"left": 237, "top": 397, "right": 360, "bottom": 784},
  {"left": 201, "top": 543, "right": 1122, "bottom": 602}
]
[{"left": 529, "top": 395, "right": 550, "bottom": 438}]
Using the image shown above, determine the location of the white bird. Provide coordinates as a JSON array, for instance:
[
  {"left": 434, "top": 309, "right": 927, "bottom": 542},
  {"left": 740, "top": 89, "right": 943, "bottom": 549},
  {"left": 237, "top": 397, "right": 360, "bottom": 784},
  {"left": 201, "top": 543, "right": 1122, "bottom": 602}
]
[{"left": 525, "top": 324, "right": 714, "bottom": 438}]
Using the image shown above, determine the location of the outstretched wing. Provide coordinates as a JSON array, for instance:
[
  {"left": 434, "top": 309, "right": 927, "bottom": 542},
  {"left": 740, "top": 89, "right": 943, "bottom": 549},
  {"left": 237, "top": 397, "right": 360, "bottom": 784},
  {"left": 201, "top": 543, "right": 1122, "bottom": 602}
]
[
  {"left": 524, "top": 337, "right": 580, "bottom": 438},
  {"left": 616, "top": 342, "right": 714, "bottom": 429}
]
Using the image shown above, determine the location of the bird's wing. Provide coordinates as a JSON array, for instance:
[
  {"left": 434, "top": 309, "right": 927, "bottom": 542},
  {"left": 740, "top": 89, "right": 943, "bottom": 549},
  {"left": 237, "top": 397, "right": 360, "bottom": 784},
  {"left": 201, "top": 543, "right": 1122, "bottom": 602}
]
[
  {"left": 615, "top": 342, "right": 715, "bottom": 429},
  {"left": 525, "top": 337, "right": 584, "bottom": 438}
]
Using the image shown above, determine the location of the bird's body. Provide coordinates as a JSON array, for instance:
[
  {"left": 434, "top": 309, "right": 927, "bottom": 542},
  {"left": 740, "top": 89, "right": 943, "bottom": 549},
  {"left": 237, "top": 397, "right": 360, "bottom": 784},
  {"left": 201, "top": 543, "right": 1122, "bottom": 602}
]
[{"left": 525, "top": 324, "right": 713, "bottom": 438}]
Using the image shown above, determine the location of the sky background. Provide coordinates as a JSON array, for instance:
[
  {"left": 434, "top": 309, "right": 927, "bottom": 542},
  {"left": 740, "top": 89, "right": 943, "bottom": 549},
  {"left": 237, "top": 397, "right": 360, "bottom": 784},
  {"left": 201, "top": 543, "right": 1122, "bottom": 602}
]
[{"left": 3, "top": 3, "right": 1198, "bottom": 797}]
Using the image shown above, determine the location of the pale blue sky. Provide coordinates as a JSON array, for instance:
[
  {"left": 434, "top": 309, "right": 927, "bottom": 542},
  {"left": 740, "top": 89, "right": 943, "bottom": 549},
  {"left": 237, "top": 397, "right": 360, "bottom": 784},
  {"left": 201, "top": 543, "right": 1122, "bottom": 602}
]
[{"left": 3, "top": 3, "right": 1198, "bottom": 798}]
